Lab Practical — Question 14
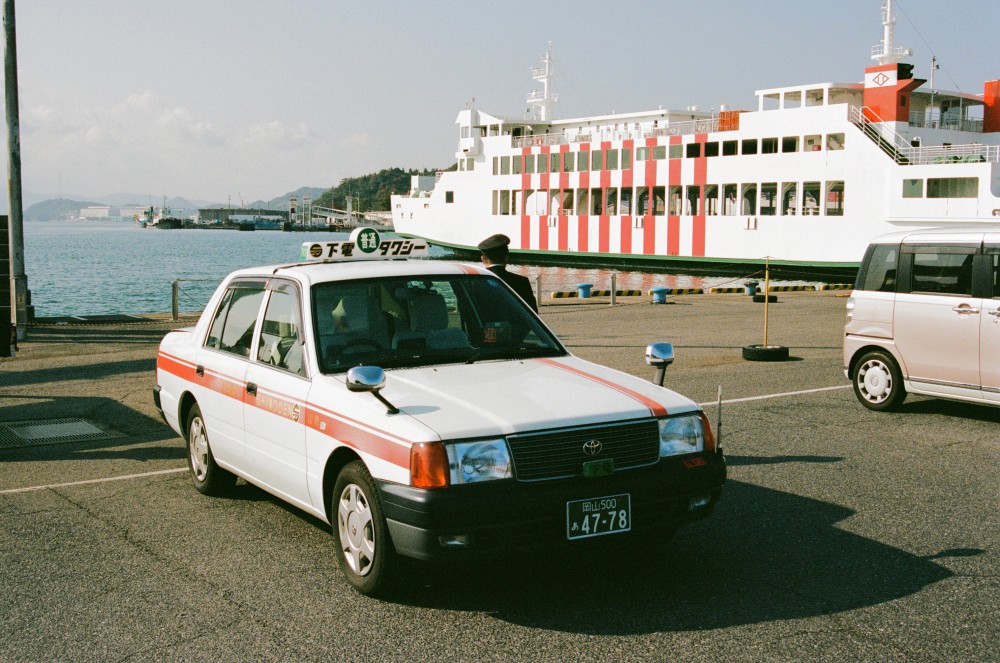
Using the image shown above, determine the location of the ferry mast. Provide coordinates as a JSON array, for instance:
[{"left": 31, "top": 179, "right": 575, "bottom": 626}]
[
  {"left": 526, "top": 45, "right": 558, "bottom": 121},
  {"left": 871, "top": 0, "right": 912, "bottom": 65}
]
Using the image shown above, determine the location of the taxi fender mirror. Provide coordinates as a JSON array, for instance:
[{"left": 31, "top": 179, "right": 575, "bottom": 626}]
[
  {"left": 346, "top": 366, "right": 400, "bottom": 415},
  {"left": 645, "top": 342, "right": 675, "bottom": 387}
]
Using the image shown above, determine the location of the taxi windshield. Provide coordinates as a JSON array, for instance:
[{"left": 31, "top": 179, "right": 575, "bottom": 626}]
[{"left": 312, "top": 274, "right": 565, "bottom": 374}]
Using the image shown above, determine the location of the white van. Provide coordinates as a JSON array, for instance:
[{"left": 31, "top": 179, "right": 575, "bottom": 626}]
[{"left": 844, "top": 225, "right": 1000, "bottom": 411}]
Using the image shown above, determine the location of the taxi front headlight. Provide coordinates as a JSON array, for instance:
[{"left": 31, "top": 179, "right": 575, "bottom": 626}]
[
  {"left": 658, "top": 414, "right": 705, "bottom": 457},
  {"left": 446, "top": 439, "right": 512, "bottom": 484}
]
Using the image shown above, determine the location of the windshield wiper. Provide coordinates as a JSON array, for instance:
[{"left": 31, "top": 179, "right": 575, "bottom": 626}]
[{"left": 465, "top": 346, "right": 562, "bottom": 364}]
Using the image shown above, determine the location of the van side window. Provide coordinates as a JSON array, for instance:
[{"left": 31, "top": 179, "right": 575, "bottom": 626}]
[
  {"left": 858, "top": 244, "right": 898, "bottom": 292},
  {"left": 910, "top": 247, "right": 975, "bottom": 296},
  {"left": 986, "top": 248, "right": 1000, "bottom": 299}
]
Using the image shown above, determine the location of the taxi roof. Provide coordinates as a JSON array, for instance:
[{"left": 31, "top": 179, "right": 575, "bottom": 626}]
[{"left": 225, "top": 258, "right": 491, "bottom": 287}]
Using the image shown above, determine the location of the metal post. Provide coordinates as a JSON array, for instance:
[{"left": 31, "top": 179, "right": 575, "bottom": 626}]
[
  {"left": 0, "top": 215, "right": 12, "bottom": 357},
  {"left": 610, "top": 272, "right": 617, "bottom": 307},
  {"left": 534, "top": 275, "right": 542, "bottom": 310},
  {"left": 171, "top": 280, "right": 180, "bottom": 321},
  {"left": 763, "top": 257, "right": 771, "bottom": 347},
  {"left": 4, "top": 0, "right": 29, "bottom": 340}
]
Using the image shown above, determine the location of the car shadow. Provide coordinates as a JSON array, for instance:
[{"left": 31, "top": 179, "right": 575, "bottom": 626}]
[
  {"left": 385, "top": 479, "right": 952, "bottom": 634},
  {"left": 897, "top": 398, "right": 1000, "bottom": 422}
]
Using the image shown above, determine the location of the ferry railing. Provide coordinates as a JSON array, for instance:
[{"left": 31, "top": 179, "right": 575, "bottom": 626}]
[
  {"left": 908, "top": 112, "right": 984, "bottom": 133},
  {"left": 512, "top": 116, "right": 722, "bottom": 149},
  {"left": 850, "top": 105, "right": 998, "bottom": 165}
]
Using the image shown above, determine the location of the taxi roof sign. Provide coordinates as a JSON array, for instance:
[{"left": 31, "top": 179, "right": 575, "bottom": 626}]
[{"left": 300, "top": 227, "right": 429, "bottom": 261}]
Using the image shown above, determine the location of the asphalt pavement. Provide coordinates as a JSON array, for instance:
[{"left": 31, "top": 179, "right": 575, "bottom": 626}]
[{"left": 1, "top": 294, "right": 997, "bottom": 661}]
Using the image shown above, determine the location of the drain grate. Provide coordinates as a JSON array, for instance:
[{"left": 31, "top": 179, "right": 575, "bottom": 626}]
[{"left": 0, "top": 419, "right": 124, "bottom": 449}]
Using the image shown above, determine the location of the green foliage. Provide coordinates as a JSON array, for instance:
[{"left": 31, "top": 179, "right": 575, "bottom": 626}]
[
  {"left": 314, "top": 167, "right": 439, "bottom": 212},
  {"left": 24, "top": 198, "right": 102, "bottom": 222}
]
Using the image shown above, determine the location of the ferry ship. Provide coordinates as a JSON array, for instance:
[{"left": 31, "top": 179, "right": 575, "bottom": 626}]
[{"left": 391, "top": 1, "right": 1000, "bottom": 277}]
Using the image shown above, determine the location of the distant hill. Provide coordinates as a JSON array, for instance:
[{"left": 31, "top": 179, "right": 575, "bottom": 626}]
[
  {"left": 24, "top": 198, "right": 101, "bottom": 222},
  {"left": 314, "top": 168, "right": 439, "bottom": 212}
]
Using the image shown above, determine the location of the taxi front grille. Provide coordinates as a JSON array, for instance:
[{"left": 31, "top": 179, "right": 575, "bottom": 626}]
[{"left": 507, "top": 420, "right": 659, "bottom": 482}]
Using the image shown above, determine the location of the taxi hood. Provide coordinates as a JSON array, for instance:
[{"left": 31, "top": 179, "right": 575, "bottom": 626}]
[{"left": 382, "top": 355, "right": 698, "bottom": 440}]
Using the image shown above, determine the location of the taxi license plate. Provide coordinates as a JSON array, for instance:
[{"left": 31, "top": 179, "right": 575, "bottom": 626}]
[{"left": 566, "top": 493, "right": 631, "bottom": 540}]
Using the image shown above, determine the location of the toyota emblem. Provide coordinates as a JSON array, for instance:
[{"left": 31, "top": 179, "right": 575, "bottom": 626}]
[{"left": 583, "top": 440, "right": 603, "bottom": 456}]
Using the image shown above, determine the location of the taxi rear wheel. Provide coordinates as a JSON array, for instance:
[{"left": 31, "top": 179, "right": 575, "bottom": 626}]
[
  {"left": 186, "top": 403, "right": 236, "bottom": 495},
  {"left": 853, "top": 350, "right": 906, "bottom": 411},
  {"left": 332, "top": 460, "right": 397, "bottom": 596}
]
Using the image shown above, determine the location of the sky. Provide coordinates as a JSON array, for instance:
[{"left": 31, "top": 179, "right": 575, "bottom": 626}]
[{"left": 1, "top": 0, "right": 998, "bottom": 208}]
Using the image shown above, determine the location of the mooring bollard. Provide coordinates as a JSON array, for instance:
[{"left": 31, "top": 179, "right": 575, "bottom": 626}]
[
  {"left": 650, "top": 287, "right": 669, "bottom": 304},
  {"left": 575, "top": 283, "right": 594, "bottom": 298},
  {"left": 745, "top": 280, "right": 759, "bottom": 296}
]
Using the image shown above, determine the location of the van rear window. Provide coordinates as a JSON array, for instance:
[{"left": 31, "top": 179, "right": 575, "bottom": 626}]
[{"left": 856, "top": 244, "right": 898, "bottom": 292}]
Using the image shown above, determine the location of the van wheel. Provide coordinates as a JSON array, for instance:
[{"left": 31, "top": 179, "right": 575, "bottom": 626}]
[
  {"left": 186, "top": 403, "right": 236, "bottom": 495},
  {"left": 854, "top": 350, "right": 906, "bottom": 411},
  {"left": 332, "top": 460, "right": 398, "bottom": 597}
]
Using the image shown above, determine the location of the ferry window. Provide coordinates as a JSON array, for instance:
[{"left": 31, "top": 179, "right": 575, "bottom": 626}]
[
  {"left": 512, "top": 156, "right": 522, "bottom": 174},
  {"left": 803, "top": 182, "right": 821, "bottom": 215},
  {"left": 781, "top": 183, "right": 798, "bottom": 215},
  {"left": 575, "top": 188, "right": 588, "bottom": 216},
  {"left": 762, "top": 138, "right": 778, "bottom": 154},
  {"left": 686, "top": 186, "right": 700, "bottom": 216},
  {"left": 722, "top": 140, "right": 738, "bottom": 156},
  {"left": 859, "top": 244, "right": 898, "bottom": 292},
  {"left": 667, "top": 186, "right": 681, "bottom": 215},
  {"left": 492, "top": 157, "right": 499, "bottom": 175},
  {"left": 622, "top": 148, "right": 631, "bottom": 169},
  {"left": 805, "top": 88, "right": 824, "bottom": 107},
  {"left": 784, "top": 90, "right": 802, "bottom": 108},
  {"left": 524, "top": 154, "right": 535, "bottom": 174},
  {"left": 782, "top": 136, "right": 799, "bottom": 153},
  {"left": 636, "top": 187, "right": 650, "bottom": 215},
  {"left": 903, "top": 179, "right": 924, "bottom": 198},
  {"left": 636, "top": 147, "right": 649, "bottom": 161},
  {"left": 722, "top": 184, "right": 738, "bottom": 215},
  {"left": 927, "top": 177, "right": 978, "bottom": 198},
  {"left": 501, "top": 156, "right": 510, "bottom": 175},
  {"left": 741, "top": 184, "right": 757, "bottom": 215},
  {"left": 804, "top": 135, "right": 821, "bottom": 152},
  {"left": 500, "top": 190, "right": 510, "bottom": 215},
  {"left": 537, "top": 153, "right": 548, "bottom": 173},
  {"left": 564, "top": 152, "right": 574, "bottom": 172},
  {"left": 206, "top": 282, "right": 266, "bottom": 358},
  {"left": 826, "top": 182, "right": 845, "bottom": 216},
  {"left": 590, "top": 188, "right": 603, "bottom": 215},
  {"left": 669, "top": 145, "right": 682, "bottom": 159},
  {"left": 591, "top": 150, "right": 603, "bottom": 171},
  {"left": 491, "top": 191, "right": 497, "bottom": 215},
  {"left": 461, "top": 127, "right": 470, "bottom": 139},
  {"left": 621, "top": 187, "right": 633, "bottom": 215},
  {"left": 549, "top": 153, "right": 560, "bottom": 173},
  {"left": 686, "top": 143, "right": 701, "bottom": 158},
  {"left": 704, "top": 185, "right": 718, "bottom": 216},
  {"left": 550, "top": 189, "right": 563, "bottom": 215},
  {"left": 606, "top": 187, "right": 618, "bottom": 214},
  {"left": 513, "top": 190, "right": 523, "bottom": 215},
  {"left": 742, "top": 139, "right": 758, "bottom": 155},
  {"left": 704, "top": 142, "right": 719, "bottom": 157},
  {"left": 826, "top": 133, "right": 845, "bottom": 150},
  {"left": 446, "top": 191, "right": 454, "bottom": 204},
  {"left": 654, "top": 186, "right": 667, "bottom": 216},
  {"left": 653, "top": 146, "right": 667, "bottom": 160},
  {"left": 911, "top": 248, "right": 975, "bottom": 296},
  {"left": 607, "top": 149, "right": 619, "bottom": 170},
  {"left": 760, "top": 183, "right": 777, "bottom": 216},
  {"left": 466, "top": 157, "right": 475, "bottom": 171}
]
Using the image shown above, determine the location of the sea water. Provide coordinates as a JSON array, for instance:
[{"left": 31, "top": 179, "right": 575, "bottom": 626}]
[{"left": 22, "top": 220, "right": 772, "bottom": 317}]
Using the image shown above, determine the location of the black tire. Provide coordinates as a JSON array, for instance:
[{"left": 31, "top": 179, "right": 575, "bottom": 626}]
[
  {"left": 742, "top": 344, "right": 789, "bottom": 361},
  {"left": 185, "top": 403, "right": 237, "bottom": 496},
  {"left": 331, "top": 460, "right": 398, "bottom": 597},
  {"left": 852, "top": 350, "right": 906, "bottom": 411},
  {"left": 752, "top": 294, "right": 778, "bottom": 303}
]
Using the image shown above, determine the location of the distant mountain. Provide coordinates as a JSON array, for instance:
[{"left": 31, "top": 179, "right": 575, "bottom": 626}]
[
  {"left": 246, "top": 187, "right": 327, "bottom": 211},
  {"left": 23, "top": 198, "right": 101, "bottom": 222}
]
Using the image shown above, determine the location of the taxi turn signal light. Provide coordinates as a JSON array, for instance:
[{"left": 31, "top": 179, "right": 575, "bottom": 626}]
[
  {"left": 700, "top": 412, "right": 716, "bottom": 453},
  {"left": 411, "top": 442, "right": 449, "bottom": 488}
]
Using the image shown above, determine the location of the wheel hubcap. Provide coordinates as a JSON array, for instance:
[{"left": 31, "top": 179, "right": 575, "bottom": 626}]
[
  {"left": 337, "top": 484, "right": 375, "bottom": 576},
  {"left": 859, "top": 359, "right": 892, "bottom": 403},
  {"left": 189, "top": 417, "right": 209, "bottom": 481}
]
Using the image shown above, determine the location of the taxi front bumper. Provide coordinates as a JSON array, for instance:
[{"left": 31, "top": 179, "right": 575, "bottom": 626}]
[{"left": 377, "top": 452, "right": 726, "bottom": 561}]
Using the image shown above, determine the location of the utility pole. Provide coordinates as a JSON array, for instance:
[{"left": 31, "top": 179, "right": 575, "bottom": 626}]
[{"left": 4, "top": 0, "right": 30, "bottom": 342}]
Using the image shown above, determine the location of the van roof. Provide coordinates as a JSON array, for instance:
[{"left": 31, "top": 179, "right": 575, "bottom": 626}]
[{"left": 870, "top": 224, "right": 1000, "bottom": 245}]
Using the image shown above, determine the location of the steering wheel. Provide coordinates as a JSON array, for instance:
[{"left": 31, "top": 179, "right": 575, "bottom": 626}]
[{"left": 341, "top": 338, "right": 384, "bottom": 352}]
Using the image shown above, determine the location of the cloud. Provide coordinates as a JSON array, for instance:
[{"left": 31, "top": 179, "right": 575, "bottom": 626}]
[{"left": 241, "top": 120, "right": 311, "bottom": 147}]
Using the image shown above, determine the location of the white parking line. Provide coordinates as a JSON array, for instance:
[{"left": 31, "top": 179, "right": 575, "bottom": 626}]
[
  {"left": 2, "top": 385, "right": 852, "bottom": 496},
  {"left": 0, "top": 467, "right": 187, "bottom": 495},
  {"left": 699, "top": 384, "right": 851, "bottom": 407}
]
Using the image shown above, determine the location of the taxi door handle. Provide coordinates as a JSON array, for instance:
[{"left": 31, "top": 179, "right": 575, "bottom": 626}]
[
  {"left": 196, "top": 365, "right": 204, "bottom": 377},
  {"left": 988, "top": 310, "right": 1000, "bottom": 317},
  {"left": 246, "top": 382, "right": 258, "bottom": 397},
  {"left": 952, "top": 306, "right": 979, "bottom": 315}
]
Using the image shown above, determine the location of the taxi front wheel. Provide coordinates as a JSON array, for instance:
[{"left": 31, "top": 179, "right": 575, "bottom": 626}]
[
  {"left": 332, "top": 460, "right": 398, "bottom": 597},
  {"left": 186, "top": 403, "right": 236, "bottom": 495}
]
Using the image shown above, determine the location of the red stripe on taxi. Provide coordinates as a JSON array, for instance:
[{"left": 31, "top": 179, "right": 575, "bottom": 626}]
[{"left": 534, "top": 357, "right": 668, "bottom": 417}]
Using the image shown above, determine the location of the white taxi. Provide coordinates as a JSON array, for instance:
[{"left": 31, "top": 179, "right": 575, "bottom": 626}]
[{"left": 154, "top": 228, "right": 726, "bottom": 596}]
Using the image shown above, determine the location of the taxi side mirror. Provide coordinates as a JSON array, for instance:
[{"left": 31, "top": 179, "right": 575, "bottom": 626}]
[
  {"left": 645, "top": 342, "right": 675, "bottom": 387},
  {"left": 346, "top": 366, "right": 399, "bottom": 414}
]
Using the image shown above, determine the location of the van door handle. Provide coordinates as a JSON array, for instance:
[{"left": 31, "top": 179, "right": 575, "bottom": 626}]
[
  {"left": 952, "top": 306, "right": 979, "bottom": 315},
  {"left": 988, "top": 310, "right": 1000, "bottom": 317},
  {"left": 246, "top": 382, "right": 258, "bottom": 396}
]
